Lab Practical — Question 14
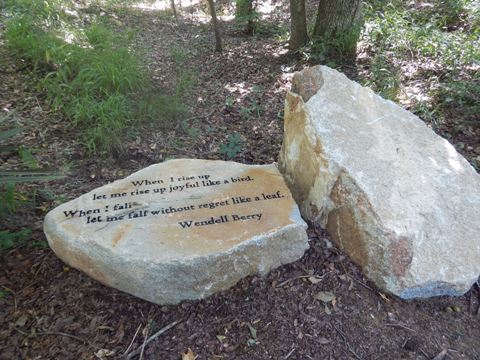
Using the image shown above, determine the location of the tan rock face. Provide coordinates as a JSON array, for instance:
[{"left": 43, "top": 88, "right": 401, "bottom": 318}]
[
  {"left": 279, "top": 65, "right": 480, "bottom": 299},
  {"left": 44, "top": 159, "right": 309, "bottom": 304}
]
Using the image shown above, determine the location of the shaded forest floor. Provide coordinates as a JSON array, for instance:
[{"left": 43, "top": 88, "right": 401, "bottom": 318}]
[{"left": 1, "top": 1, "right": 480, "bottom": 359}]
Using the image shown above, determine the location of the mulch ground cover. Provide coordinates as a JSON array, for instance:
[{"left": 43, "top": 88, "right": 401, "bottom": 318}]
[{"left": 1, "top": 3, "right": 479, "bottom": 359}]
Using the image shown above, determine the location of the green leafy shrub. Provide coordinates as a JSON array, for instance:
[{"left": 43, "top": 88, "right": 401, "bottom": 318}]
[
  {"left": 362, "top": 0, "right": 479, "bottom": 126},
  {"left": 0, "top": 124, "right": 64, "bottom": 213},
  {"left": 0, "top": 123, "right": 63, "bottom": 252},
  {"left": 235, "top": 0, "right": 259, "bottom": 34},
  {"left": 0, "top": 229, "right": 32, "bottom": 254},
  {"left": 219, "top": 133, "right": 243, "bottom": 159},
  {"left": 4, "top": 2, "right": 187, "bottom": 155},
  {"left": 363, "top": 54, "right": 401, "bottom": 101},
  {"left": 4, "top": 15, "right": 67, "bottom": 71},
  {"left": 434, "top": 73, "right": 480, "bottom": 122}
]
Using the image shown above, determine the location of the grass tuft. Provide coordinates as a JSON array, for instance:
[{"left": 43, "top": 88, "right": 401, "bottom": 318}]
[{"left": 4, "top": 1, "right": 188, "bottom": 155}]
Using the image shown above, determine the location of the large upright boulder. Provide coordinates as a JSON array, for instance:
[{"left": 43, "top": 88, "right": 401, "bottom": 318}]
[
  {"left": 44, "top": 159, "right": 309, "bottom": 304},
  {"left": 279, "top": 66, "right": 480, "bottom": 299}
]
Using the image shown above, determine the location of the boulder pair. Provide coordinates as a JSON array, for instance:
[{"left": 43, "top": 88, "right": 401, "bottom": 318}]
[{"left": 44, "top": 66, "right": 480, "bottom": 304}]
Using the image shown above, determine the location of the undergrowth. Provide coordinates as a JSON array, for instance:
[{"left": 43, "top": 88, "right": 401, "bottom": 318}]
[
  {"left": 0, "top": 116, "right": 63, "bottom": 254},
  {"left": 361, "top": 0, "right": 479, "bottom": 153},
  {"left": 4, "top": 0, "right": 186, "bottom": 155}
]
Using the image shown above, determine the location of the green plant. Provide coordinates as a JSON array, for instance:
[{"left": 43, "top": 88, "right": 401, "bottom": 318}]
[
  {"left": 235, "top": 0, "right": 259, "bottom": 34},
  {"left": 219, "top": 133, "right": 243, "bottom": 159},
  {"left": 239, "top": 105, "right": 252, "bottom": 119},
  {"left": 361, "top": 0, "right": 479, "bottom": 134},
  {"left": 4, "top": 1, "right": 185, "bottom": 155},
  {"left": 169, "top": 46, "right": 191, "bottom": 66},
  {"left": 0, "top": 121, "right": 64, "bottom": 253},
  {"left": 434, "top": 74, "right": 480, "bottom": 123},
  {"left": 363, "top": 54, "right": 401, "bottom": 101},
  {"left": 4, "top": 15, "right": 67, "bottom": 71},
  {"left": 0, "top": 289, "right": 10, "bottom": 299},
  {"left": 225, "top": 96, "right": 235, "bottom": 107},
  {"left": 19, "top": 148, "right": 39, "bottom": 169},
  {"left": 239, "top": 95, "right": 264, "bottom": 119},
  {"left": 187, "top": 127, "right": 200, "bottom": 139},
  {"left": 411, "top": 0, "right": 467, "bottom": 28},
  {"left": 0, "top": 122, "right": 64, "bottom": 215},
  {"left": 246, "top": 323, "right": 258, "bottom": 346},
  {"left": 0, "top": 184, "right": 17, "bottom": 214},
  {"left": 0, "top": 228, "right": 32, "bottom": 254},
  {"left": 175, "top": 71, "right": 197, "bottom": 98},
  {"left": 306, "top": 23, "right": 362, "bottom": 63},
  {"left": 0, "top": 126, "right": 64, "bottom": 185}
]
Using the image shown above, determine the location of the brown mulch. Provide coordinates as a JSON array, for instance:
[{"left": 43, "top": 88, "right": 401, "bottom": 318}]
[{"left": 1, "top": 3, "right": 480, "bottom": 360}]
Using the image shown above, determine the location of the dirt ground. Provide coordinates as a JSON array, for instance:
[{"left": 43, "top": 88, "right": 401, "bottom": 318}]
[{"left": 1, "top": 3, "right": 479, "bottom": 360}]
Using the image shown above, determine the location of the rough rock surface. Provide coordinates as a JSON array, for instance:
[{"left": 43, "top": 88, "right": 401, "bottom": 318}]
[
  {"left": 44, "top": 159, "right": 309, "bottom": 304},
  {"left": 279, "top": 65, "right": 480, "bottom": 299}
]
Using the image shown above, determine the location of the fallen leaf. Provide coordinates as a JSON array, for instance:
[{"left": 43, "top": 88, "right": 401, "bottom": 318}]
[
  {"left": 308, "top": 276, "right": 322, "bottom": 284},
  {"left": 247, "top": 323, "right": 257, "bottom": 339},
  {"left": 315, "top": 291, "right": 336, "bottom": 303},
  {"left": 247, "top": 338, "right": 257, "bottom": 347},
  {"left": 97, "top": 325, "right": 114, "bottom": 331},
  {"left": 94, "top": 349, "right": 115, "bottom": 359},
  {"left": 216, "top": 335, "right": 226, "bottom": 342},
  {"left": 379, "top": 292, "right": 390, "bottom": 303},
  {"left": 432, "top": 349, "right": 448, "bottom": 360},
  {"left": 324, "top": 305, "right": 332, "bottom": 315},
  {"left": 182, "top": 348, "right": 196, "bottom": 360},
  {"left": 15, "top": 315, "right": 28, "bottom": 327},
  {"left": 318, "top": 337, "right": 331, "bottom": 345}
]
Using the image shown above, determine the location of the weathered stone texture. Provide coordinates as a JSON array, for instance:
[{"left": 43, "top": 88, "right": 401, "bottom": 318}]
[
  {"left": 280, "top": 65, "right": 480, "bottom": 298},
  {"left": 45, "top": 159, "right": 309, "bottom": 304}
]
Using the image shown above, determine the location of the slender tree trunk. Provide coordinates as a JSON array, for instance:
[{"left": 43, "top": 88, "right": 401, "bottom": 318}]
[
  {"left": 289, "top": 0, "right": 308, "bottom": 51},
  {"left": 313, "top": 0, "right": 362, "bottom": 56},
  {"left": 236, "top": 0, "right": 255, "bottom": 35},
  {"left": 207, "top": 0, "right": 222, "bottom": 52},
  {"left": 170, "top": 0, "right": 178, "bottom": 21}
]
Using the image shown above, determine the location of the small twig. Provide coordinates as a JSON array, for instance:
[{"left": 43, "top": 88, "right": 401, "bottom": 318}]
[
  {"left": 276, "top": 273, "right": 329, "bottom": 288},
  {"left": 352, "top": 278, "right": 374, "bottom": 291},
  {"left": 126, "top": 319, "right": 182, "bottom": 359},
  {"left": 123, "top": 324, "right": 142, "bottom": 355},
  {"left": 284, "top": 347, "right": 296, "bottom": 359},
  {"left": 333, "top": 324, "right": 363, "bottom": 360},
  {"left": 385, "top": 323, "right": 415, "bottom": 332},
  {"left": 432, "top": 349, "right": 448, "bottom": 360},
  {"left": 1, "top": 286, "right": 17, "bottom": 313},
  {"left": 138, "top": 323, "right": 149, "bottom": 360},
  {"left": 14, "top": 328, "right": 98, "bottom": 349},
  {"left": 419, "top": 348, "right": 430, "bottom": 359}
]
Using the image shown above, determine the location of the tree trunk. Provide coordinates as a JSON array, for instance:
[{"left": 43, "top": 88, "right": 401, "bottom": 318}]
[
  {"left": 289, "top": 0, "right": 308, "bottom": 51},
  {"left": 207, "top": 0, "right": 222, "bottom": 52},
  {"left": 313, "top": 0, "right": 362, "bottom": 56},
  {"left": 236, "top": 0, "right": 255, "bottom": 35},
  {"left": 170, "top": 0, "right": 178, "bottom": 21}
]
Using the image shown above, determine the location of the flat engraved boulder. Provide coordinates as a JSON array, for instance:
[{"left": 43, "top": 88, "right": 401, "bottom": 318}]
[{"left": 44, "top": 159, "right": 309, "bottom": 304}]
